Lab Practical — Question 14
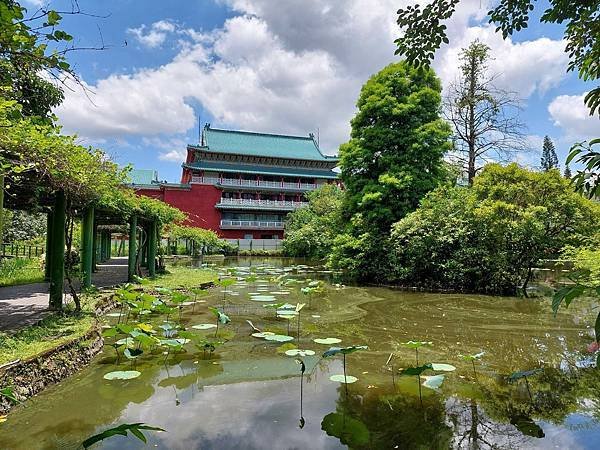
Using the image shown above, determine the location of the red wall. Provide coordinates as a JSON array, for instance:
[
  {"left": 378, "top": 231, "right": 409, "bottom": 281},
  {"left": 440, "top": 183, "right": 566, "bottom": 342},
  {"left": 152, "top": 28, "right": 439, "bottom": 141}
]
[{"left": 135, "top": 185, "right": 284, "bottom": 239}]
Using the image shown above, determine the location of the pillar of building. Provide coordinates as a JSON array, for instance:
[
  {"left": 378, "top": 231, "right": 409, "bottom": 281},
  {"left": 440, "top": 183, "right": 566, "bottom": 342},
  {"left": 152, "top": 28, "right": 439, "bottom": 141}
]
[
  {"left": 49, "top": 190, "right": 66, "bottom": 310},
  {"left": 80, "top": 207, "right": 94, "bottom": 288},
  {"left": 127, "top": 215, "right": 137, "bottom": 281}
]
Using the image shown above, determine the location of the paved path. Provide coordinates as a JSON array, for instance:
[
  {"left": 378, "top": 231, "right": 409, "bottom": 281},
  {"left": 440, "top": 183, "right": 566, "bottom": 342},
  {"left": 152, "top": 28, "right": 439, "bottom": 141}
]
[{"left": 0, "top": 257, "right": 130, "bottom": 333}]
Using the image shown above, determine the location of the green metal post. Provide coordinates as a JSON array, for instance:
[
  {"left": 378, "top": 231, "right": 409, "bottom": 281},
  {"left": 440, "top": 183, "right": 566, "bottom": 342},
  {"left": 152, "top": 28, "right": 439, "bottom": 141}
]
[
  {"left": 49, "top": 190, "right": 66, "bottom": 310},
  {"left": 148, "top": 220, "right": 157, "bottom": 277},
  {"left": 80, "top": 207, "right": 94, "bottom": 288},
  {"left": 128, "top": 215, "right": 137, "bottom": 282},
  {"left": 92, "top": 220, "right": 98, "bottom": 271},
  {"left": 44, "top": 211, "right": 53, "bottom": 281},
  {"left": 105, "top": 231, "right": 111, "bottom": 260},
  {"left": 0, "top": 175, "right": 4, "bottom": 243},
  {"left": 141, "top": 225, "right": 148, "bottom": 267}
]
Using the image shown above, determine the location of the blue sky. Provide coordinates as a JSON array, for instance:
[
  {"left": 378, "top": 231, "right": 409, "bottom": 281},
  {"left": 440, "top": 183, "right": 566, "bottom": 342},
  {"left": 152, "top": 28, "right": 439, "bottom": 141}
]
[{"left": 26, "top": 0, "right": 598, "bottom": 182}]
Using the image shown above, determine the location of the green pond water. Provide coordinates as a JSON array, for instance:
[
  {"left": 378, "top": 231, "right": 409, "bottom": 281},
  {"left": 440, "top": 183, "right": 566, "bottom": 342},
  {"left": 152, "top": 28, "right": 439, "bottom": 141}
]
[{"left": 3, "top": 257, "right": 600, "bottom": 449}]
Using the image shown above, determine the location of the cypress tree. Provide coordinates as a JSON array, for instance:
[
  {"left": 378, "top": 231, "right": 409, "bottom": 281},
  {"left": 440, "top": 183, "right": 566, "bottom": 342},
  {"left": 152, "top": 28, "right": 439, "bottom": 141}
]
[
  {"left": 541, "top": 136, "right": 559, "bottom": 171},
  {"left": 564, "top": 165, "right": 572, "bottom": 179}
]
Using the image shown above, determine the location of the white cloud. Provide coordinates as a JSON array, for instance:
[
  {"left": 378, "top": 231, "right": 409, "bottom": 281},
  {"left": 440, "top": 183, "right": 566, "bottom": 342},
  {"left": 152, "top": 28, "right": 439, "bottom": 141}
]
[
  {"left": 127, "top": 20, "right": 177, "bottom": 48},
  {"left": 548, "top": 93, "right": 599, "bottom": 142},
  {"left": 56, "top": 0, "right": 575, "bottom": 157}
]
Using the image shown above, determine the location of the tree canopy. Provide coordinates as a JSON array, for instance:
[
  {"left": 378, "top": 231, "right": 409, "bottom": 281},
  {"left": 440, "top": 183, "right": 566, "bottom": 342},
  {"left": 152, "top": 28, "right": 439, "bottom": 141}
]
[{"left": 395, "top": 0, "right": 600, "bottom": 117}]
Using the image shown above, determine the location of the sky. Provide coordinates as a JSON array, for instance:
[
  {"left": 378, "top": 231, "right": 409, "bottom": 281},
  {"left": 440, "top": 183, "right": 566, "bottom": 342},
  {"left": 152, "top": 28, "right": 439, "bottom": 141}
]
[{"left": 25, "top": 0, "right": 599, "bottom": 182}]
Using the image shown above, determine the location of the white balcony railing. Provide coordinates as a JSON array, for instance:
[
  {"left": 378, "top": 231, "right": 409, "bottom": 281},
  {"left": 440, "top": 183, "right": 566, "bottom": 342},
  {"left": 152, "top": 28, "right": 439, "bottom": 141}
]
[
  {"left": 220, "top": 220, "right": 284, "bottom": 229},
  {"left": 191, "top": 176, "right": 316, "bottom": 191},
  {"left": 216, "top": 198, "right": 308, "bottom": 209}
]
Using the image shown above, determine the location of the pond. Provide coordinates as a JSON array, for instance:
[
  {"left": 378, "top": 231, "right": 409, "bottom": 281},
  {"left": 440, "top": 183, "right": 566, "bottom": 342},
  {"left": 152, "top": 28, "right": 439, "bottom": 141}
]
[{"left": 3, "top": 257, "right": 600, "bottom": 449}]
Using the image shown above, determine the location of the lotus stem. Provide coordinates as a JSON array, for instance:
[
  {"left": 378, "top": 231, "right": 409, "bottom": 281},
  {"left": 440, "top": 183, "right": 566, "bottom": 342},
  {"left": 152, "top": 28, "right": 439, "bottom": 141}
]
[
  {"left": 343, "top": 353, "right": 348, "bottom": 396},
  {"left": 525, "top": 376, "right": 532, "bottom": 400},
  {"left": 215, "top": 320, "right": 219, "bottom": 338},
  {"left": 472, "top": 360, "right": 477, "bottom": 379},
  {"left": 417, "top": 375, "right": 423, "bottom": 407},
  {"left": 415, "top": 348, "right": 419, "bottom": 365}
]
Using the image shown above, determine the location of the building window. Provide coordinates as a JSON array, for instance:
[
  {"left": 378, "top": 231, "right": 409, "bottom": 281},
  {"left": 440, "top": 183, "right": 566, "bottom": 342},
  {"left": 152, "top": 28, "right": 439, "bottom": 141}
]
[{"left": 244, "top": 234, "right": 253, "bottom": 239}]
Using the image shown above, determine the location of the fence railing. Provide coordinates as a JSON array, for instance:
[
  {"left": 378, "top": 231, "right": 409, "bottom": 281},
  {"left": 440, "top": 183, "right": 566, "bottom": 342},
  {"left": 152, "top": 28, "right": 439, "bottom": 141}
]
[
  {"left": 1, "top": 243, "right": 45, "bottom": 259},
  {"left": 216, "top": 198, "right": 308, "bottom": 209},
  {"left": 191, "top": 176, "right": 317, "bottom": 191},
  {"left": 220, "top": 220, "right": 284, "bottom": 229},
  {"left": 225, "top": 238, "right": 283, "bottom": 251}
]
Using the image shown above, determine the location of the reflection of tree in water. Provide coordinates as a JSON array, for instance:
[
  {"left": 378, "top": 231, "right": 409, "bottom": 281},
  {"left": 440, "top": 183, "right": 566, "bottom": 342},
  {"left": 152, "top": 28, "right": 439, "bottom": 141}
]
[{"left": 323, "top": 386, "right": 453, "bottom": 449}]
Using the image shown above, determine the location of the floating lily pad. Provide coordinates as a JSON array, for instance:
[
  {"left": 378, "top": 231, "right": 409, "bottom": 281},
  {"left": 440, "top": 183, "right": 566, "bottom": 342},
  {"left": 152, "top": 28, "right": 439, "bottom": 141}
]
[
  {"left": 285, "top": 349, "right": 316, "bottom": 357},
  {"left": 314, "top": 338, "right": 342, "bottom": 345},
  {"left": 330, "top": 374, "right": 358, "bottom": 383},
  {"left": 252, "top": 332, "right": 275, "bottom": 338},
  {"left": 271, "top": 291, "right": 291, "bottom": 295},
  {"left": 264, "top": 334, "right": 295, "bottom": 342},
  {"left": 250, "top": 295, "right": 277, "bottom": 302},
  {"left": 192, "top": 324, "right": 217, "bottom": 330},
  {"left": 431, "top": 363, "right": 456, "bottom": 372},
  {"left": 277, "top": 310, "right": 298, "bottom": 316},
  {"left": 422, "top": 374, "right": 445, "bottom": 389},
  {"left": 106, "top": 312, "right": 123, "bottom": 317},
  {"left": 115, "top": 337, "right": 135, "bottom": 346},
  {"left": 103, "top": 370, "right": 141, "bottom": 380},
  {"left": 180, "top": 301, "right": 195, "bottom": 306}
]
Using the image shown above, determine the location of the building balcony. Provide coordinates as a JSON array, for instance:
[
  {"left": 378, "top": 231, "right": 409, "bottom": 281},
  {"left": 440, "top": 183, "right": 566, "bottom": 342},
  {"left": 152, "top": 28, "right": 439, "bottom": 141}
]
[
  {"left": 215, "top": 198, "right": 308, "bottom": 211},
  {"left": 191, "top": 176, "right": 317, "bottom": 191},
  {"left": 220, "top": 220, "right": 285, "bottom": 230}
]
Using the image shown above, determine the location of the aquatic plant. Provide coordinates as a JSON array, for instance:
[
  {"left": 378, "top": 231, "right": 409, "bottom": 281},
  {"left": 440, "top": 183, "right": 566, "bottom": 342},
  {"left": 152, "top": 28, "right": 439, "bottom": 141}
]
[
  {"left": 400, "top": 340, "right": 432, "bottom": 365},
  {"left": 399, "top": 362, "right": 456, "bottom": 405},
  {"left": 82, "top": 423, "right": 164, "bottom": 448},
  {"left": 295, "top": 303, "right": 306, "bottom": 340},
  {"left": 314, "top": 337, "right": 342, "bottom": 345},
  {"left": 209, "top": 307, "right": 231, "bottom": 337},
  {"left": 322, "top": 346, "right": 368, "bottom": 390},
  {"left": 218, "top": 278, "right": 236, "bottom": 305},
  {"left": 103, "top": 370, "right": 141, "bottom": 380},
  {"left": 459, "top": 351, "right": 485, "bottom": 378},
  {"left": 296, "top": 358, "right": 306, "bottom": 428},
  {"left": 189, "top": 287, "right": 208, "bottom": 312}
]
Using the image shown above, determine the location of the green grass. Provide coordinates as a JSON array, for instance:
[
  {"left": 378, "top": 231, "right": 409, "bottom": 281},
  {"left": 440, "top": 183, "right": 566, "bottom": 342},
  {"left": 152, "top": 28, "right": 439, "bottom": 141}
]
[
  {"left": 0, "top": 313, "right": 96, "bottom": 366},
  {"left": 146, "top": 265, "right": 217, "bottom": 289},
  {"left": 0, "top": 258, "right": 45, "bottom": 287}
]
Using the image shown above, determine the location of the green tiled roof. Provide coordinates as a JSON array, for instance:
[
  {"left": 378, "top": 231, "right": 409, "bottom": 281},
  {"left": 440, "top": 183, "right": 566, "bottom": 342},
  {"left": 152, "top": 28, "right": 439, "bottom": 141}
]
[
  {"left": 193, "top": 126, "right": 338, "bottom": 162},
  {"left": 127, "top": 169, "right": 158, "bottom": 185},
  {"left": 184, "top": 161, "right": 339, "bottom": 179}
]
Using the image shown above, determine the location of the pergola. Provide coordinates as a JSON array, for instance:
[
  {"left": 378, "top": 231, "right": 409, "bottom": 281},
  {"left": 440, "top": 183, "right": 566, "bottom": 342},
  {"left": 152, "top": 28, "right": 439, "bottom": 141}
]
[{"left": 3, "top": 182, "right": 162, "bottom": 309}]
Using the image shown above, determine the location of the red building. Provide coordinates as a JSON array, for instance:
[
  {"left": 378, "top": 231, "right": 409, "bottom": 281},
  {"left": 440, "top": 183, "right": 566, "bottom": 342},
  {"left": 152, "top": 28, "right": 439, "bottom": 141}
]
[{"left": 132, "top": 125, "right": 339, "bottom": 240}]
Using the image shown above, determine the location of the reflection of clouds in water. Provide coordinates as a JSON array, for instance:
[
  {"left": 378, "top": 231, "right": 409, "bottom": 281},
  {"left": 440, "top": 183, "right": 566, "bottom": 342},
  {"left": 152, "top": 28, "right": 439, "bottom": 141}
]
[{"left": 118, "top": 362, "right": 345, "bottom": 449}]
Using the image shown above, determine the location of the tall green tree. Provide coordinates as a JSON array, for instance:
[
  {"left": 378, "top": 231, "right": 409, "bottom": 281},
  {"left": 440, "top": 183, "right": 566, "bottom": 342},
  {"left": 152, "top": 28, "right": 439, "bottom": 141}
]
[
  {"left": 564, "top": 164, "right": 572, "bottom": 179},
  {"left": 339, "top": 62, "right": 452, "bottom": 232},
  {"left": 445, "top": 40, "right": 527, "bottom": 184},
  {"left": 330, "top": 62, "right": 452, "bottom": 280},
  {"left": 540, "top": 135, "right": 559, "bottom": 171}
]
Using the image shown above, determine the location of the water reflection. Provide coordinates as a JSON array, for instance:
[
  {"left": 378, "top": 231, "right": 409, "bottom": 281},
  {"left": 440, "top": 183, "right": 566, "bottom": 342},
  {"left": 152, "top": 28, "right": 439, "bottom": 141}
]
[{"left": 2, "top": 257, "right": 600, "bottom": 449}]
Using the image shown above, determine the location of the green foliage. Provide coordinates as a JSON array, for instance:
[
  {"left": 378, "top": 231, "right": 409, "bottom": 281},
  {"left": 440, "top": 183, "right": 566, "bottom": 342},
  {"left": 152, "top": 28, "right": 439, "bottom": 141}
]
[
  {"left": 540, "top": 136, "right": 559, "bottom": 171},
  {"left": 1, "top": 210, "right": 46, "bottom": 242},
  {"left": 395, "top": 0, "right": 600, "bottom": 116},
  {"left": 330, "top": 62, "right": 451, "bottom": 280},
  {"left": 165, "top": 224, "right": 225, "bottom": 254},
  {"left": 0, "top": 257, "right": 43, "bottom": 286},
  {"left": 389, "top": 164, "right": 600, "bottom": 294},
  {"left": 567, "top": 139, "right": 600, "bottom": 199},
  {"left": 283, "top": 184, "right": 343, "bottom": 258},
  {"left": 82, "top": 423, "right": 164, "bottom": 448}
]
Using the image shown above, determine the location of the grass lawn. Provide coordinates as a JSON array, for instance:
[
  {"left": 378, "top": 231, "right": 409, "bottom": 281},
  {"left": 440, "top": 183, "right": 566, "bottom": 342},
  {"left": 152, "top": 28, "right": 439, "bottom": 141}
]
[
  {"left": 0, "top": 258, "right": 45, "bottom": 287},
  {"left": 0, "top": 313, "right": 96, "bottom": 366},
  {"left": 146, "top": 265, "right": 217, "bottom": 290}
]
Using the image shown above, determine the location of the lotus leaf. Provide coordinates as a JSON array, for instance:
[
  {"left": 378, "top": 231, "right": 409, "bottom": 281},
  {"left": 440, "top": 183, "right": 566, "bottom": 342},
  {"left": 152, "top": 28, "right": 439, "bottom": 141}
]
[
  {"left": 329, "top": 374, "right": 358, "bottom": 383},
  {"left": 192, "top": 324, "right": 217, "bottom": 330},
  {"left": 103, "top": 370, "right": 141, "bottom": 380},
  {"left": 422, "top": 374, "right": 445, "bottom": 389},
  {"left": 400, "top": 341, "right": 433, "bottom": 349},
  {"left": 285, "top": 349, "right": 316, "bottom": 357},
  {"left": 264, "top": 334, "right": 294, "bottom": 342},
  {"left": 430, "top": 363, "right": 456, "bottom": 372},
  {"left": 322, "top": 346, "right": 368, "bottom": 358},
  {"left": 252, "top": 332, "right": 275, "bottom": 338},
  {"left": 314, "top": 338, "right": 342, "bottom": 345}
]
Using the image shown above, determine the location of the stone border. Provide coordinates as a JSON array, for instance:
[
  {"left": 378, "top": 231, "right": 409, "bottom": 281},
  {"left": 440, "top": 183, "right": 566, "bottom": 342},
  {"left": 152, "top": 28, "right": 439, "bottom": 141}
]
[{"left": 0, "top": 326, "right": 103, "bottom": 415}]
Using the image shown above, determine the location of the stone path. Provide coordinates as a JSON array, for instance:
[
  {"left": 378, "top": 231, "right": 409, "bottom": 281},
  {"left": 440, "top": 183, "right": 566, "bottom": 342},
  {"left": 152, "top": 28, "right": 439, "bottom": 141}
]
[{"left": 0, "top": 257, "right": 130, "bottom": 333}]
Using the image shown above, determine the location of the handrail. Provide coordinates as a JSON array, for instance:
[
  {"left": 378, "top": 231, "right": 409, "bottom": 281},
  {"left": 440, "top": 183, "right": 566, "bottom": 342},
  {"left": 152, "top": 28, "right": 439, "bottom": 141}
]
[
  {"left": 191, "top": 176, "right": 317, "bottom": 190},
  {"left": 220, "top": 220, "right": 284, "bottom": 229},
  {"left": 216, "top": 198, "right": 308, "bottom": 209}
]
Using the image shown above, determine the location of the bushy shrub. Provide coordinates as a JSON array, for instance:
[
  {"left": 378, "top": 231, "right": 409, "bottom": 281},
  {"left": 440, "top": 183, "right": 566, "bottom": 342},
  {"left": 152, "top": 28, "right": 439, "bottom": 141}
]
[{"left": 388, "top": 164, "right": 600, "bottom": 295}]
